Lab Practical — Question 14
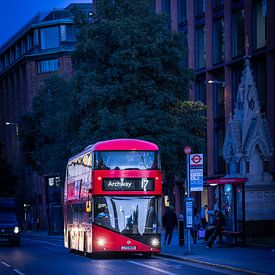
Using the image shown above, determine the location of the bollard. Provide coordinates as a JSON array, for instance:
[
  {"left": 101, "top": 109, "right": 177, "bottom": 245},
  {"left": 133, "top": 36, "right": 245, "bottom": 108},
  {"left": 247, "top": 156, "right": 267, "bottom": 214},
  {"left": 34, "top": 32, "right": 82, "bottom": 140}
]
[{"left": 179, "top": 213, "right": 184, "bottom": 247}]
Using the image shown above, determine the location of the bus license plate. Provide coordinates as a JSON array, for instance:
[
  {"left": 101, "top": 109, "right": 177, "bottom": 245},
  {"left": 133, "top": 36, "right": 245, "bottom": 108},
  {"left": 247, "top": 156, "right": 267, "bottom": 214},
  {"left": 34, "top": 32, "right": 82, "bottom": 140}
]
[{"left": 121, "top": 245, "right": 136, "bottom": 250}]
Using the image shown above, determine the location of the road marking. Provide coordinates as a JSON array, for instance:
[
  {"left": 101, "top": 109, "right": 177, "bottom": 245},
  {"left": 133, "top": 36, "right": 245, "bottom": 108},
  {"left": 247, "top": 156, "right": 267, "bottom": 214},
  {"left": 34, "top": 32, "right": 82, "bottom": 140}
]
[
  {"left": 1, "top": 261, "right": 11, "bottom": 267},
  {"left": 128, "top": 261, "right": 177, "bottom": 275},
  {"left": 13, "top": 269, "right": 25, "bottom": 275}
]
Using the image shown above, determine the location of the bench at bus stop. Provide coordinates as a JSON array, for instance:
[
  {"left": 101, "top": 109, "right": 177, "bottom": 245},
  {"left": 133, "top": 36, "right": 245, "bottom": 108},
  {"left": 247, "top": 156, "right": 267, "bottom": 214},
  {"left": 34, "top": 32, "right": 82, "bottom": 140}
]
[
  {"left": 198, "top": 229, "right": 244, "bottom": 247},
  {"left": 220, "top": 230, "right": 244, "bottom": 246}
]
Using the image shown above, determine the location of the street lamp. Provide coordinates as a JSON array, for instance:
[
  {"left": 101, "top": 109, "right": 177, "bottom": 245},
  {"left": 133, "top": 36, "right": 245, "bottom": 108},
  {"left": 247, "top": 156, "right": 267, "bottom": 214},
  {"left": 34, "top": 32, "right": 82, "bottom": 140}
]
[
  {"left": 208, "top": 80, "right": 225, "bottom": 87},
  {"left": 5, "top": 122, "right": 19, "bottom": 136}
]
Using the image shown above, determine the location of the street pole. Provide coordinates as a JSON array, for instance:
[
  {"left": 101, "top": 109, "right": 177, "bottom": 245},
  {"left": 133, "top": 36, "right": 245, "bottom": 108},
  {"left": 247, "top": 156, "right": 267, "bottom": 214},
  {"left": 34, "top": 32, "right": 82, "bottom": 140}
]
[
  {"left": 186, "top": 153, "right": 191, "bottom": 254},
  {"left": 184, "top": 146, "right": 192, "bottom": 255}
]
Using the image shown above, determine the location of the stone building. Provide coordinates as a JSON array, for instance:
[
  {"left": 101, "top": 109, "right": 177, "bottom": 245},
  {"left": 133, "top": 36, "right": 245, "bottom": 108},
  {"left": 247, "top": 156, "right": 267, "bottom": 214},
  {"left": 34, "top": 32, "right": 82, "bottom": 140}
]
[{"left": 222, "top": 55, "right": 275, "bottom": 236}]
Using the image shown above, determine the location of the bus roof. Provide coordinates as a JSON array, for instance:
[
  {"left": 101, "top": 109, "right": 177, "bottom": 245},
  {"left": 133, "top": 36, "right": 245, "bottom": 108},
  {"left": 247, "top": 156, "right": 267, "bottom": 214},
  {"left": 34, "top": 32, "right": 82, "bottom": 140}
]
[
  {"left": 93, "top": 139, "right": 159, "bottom": 151},
  {"left": 68, "top": 139, "right": 158, "bottom": 162}
]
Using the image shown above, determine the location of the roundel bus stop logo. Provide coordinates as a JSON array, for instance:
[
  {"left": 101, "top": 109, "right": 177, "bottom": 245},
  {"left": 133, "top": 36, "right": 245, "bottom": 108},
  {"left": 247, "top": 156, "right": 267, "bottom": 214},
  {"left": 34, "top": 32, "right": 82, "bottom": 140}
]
[{"left": 190, "top": 154, "right": 203, "bottom": 167}]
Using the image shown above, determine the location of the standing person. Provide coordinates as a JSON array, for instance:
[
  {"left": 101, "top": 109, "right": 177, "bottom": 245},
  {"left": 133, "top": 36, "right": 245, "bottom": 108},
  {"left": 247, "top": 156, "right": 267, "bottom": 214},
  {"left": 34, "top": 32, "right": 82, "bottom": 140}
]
[
  {"left": 162, "top": 206, "right": 178, "bottom": 246},
  {"left": 200, "top": 205, "right": 208, "bottom": 228},
  {"left": 191, "top": 207, "right": 202, "bottom": 244}
]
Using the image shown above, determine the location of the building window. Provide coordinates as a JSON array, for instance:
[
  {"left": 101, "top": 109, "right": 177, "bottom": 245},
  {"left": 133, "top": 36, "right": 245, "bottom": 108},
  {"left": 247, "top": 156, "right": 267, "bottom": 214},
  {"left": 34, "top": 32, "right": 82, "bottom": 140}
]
[
  {"left": 195, "top": 0, "right": 205, "bottom": 16},
  {"left": 253, "top": 59, "right": 267, "bottom": 112},
  {"left": 162, "top": 0, "right": 171, "bottom": 29},
  {"left": 37, "top": 59, "right": 59, "bottom": 73},
  {"left": 232, "top": 65, "right": 243, "bottom": 111},
  {"left": 40, "top": 26, "right": 60, "bottom": 49},
  {"left": 213, "top": 73, "right": 225, "bottom": 174},
  {"left": 214, "top": 128, "right": 225, "bottom": 174},
  {"left": 213, "top": 0, "right": 224, "bottom": 8},
  {"left": 66, "top": 25, "right": 77, "bottom": 42},
  {"left": 178, "top": 0, "right": 187, "bottom": 23},
  {"left": 15, "top": 45, "right": 20, "bottom": 59},
  {"left": 4, "top": 54, "right": 9, "bottom": 67},
  {"left": 9, "top": 49, "right": 15, "bottom": 64},
  {"left": 214, "top": 76, "right": 225, "bottom": 119},
  {"left": 253, "top": 0, "right": 267, "bottom": 49},
  {"left": 195, "top": 77, "right": 206, "bottom": 104},
  {"left": 27, "top": 34, "right": 33, "bottom": 50},
  {"left": 195, "top": 25, "right": 206, "bottom": 69},
  {"left": 232, "top": 9, "right": 244, "bottom": 57},
  {"left": 162, "top": 0, "right": 171, "bottom": 15},
  {"left": 213, "top": 17, "right": 224, "bottom": 64},
  {"left": 21, "top": 40, "right": 26, "bottom": 55}
]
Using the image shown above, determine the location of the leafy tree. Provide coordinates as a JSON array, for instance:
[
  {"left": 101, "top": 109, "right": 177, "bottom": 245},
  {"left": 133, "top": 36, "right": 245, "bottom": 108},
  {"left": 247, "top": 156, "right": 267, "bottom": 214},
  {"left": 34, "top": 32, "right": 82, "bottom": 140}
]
[
  {"left": 72, "top": 0, "right": 205, "bottom": 178},
  {"left": 20, "top": 0, "right": 206, "bottom": 182},
  {"left": 0, "top": 142, "right": 17, "bottom": 196},
  {"left": 20, "top": 75, "right": 75, "bottom": 177}
]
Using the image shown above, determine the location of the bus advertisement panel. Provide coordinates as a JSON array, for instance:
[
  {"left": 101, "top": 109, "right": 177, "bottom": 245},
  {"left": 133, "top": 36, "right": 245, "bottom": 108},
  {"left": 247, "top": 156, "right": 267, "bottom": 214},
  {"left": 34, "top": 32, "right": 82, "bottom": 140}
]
[{"left": 64, "top": 139, "right": 162, "bottom": 257}]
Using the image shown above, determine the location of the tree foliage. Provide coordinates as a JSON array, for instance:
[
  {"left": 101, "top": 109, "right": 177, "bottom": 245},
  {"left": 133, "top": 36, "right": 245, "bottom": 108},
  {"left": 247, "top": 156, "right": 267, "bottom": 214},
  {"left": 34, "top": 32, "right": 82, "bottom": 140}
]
[{"left": 20, "top": 0, "right": 206, "bottom": 180}]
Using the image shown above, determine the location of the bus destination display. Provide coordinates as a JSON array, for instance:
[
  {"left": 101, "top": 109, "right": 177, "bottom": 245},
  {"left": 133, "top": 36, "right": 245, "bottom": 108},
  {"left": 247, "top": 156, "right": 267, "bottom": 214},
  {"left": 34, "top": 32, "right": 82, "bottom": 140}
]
[{"left": 103, "top": 178, "right": 154, "bottom": 191}]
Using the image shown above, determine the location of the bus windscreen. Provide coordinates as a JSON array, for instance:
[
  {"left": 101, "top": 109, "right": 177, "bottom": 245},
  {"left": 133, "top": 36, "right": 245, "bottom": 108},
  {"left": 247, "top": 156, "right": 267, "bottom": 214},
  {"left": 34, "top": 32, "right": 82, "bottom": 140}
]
[
  {"left": 94, "top": 196, "right": 159, "bottom": 235},
  {"left": 94, "top": 151, "right": 160, "bottom": 170}
]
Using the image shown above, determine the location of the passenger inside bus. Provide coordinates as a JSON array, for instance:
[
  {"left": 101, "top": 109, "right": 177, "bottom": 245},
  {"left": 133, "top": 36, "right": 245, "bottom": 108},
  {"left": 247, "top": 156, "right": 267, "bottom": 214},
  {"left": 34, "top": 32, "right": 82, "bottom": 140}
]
[{"left": 95, "top": 206, "right": 111, "bottom": 228}]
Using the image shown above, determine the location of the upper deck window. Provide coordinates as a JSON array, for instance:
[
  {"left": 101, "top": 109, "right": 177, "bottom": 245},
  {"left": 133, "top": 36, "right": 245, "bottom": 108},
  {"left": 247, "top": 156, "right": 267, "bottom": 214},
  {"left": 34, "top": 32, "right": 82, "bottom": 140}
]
[{"left": 94, "top": 151, "right": 160, "bottom": 170}]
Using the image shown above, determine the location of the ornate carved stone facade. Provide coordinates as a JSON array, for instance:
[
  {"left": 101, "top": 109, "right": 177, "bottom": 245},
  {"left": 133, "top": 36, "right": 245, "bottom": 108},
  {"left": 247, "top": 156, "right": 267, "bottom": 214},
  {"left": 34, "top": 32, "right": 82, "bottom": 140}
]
[{"left": 222, "top": 57, "right": 275, "bottom": 225}]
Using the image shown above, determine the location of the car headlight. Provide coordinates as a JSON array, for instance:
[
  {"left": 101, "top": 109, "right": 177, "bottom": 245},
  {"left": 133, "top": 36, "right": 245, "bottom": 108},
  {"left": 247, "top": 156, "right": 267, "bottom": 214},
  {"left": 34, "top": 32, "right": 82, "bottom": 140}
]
[
  {"left": 14, "top": 226, "right": 20, "bottom": 234},
  {"left": 151, "top": 238, "right": 159, "bottom": 247}
]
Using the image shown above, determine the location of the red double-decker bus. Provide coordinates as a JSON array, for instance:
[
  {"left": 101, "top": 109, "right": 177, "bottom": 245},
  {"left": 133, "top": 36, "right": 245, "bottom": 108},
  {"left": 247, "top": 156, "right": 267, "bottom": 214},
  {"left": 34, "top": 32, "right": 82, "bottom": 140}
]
[{"left": 64, "top": 138, "right": 162, "bottom": 257}]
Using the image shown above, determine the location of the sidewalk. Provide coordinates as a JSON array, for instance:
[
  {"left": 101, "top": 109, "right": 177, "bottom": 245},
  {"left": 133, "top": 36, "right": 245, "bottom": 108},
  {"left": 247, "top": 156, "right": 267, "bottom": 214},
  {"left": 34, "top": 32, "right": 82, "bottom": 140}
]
[
  {"left": 22, "top": 230, "right": 275, "bottom": 275},
  {"left": 160, "top": 229, "right": 275, "bottom": 275}
]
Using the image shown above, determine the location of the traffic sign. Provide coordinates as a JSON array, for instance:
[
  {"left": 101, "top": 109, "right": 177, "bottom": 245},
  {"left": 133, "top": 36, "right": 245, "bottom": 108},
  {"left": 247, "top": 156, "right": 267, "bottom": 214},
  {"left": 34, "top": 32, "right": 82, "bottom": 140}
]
[
  {"left": 184, "top": 146, "right": 192, "bottom": 155},
  {"left": 190, "top": 154, "right": 203, "bottom": 167}
]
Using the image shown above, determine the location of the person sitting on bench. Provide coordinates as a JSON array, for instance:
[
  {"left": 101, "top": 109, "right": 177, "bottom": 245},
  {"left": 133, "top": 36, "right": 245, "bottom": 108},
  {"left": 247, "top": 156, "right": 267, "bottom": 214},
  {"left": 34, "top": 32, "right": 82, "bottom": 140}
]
[{"left": 204, "top": 211, "right": 225, "bottom": 248}]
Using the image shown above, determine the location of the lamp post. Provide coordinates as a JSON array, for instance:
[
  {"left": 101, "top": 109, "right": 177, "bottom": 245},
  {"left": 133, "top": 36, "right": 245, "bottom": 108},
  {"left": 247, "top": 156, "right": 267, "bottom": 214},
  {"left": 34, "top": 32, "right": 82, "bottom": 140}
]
[{"left": 5, "top": 122, "right": 19, "bottom": 136}]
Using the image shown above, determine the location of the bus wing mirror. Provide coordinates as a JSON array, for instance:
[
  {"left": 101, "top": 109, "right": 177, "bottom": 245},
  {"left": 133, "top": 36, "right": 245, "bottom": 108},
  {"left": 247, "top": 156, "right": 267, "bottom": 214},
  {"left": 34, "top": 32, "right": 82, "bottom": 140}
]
[{"left": 86, "top": 201, "right": 91, "bottom": 212}]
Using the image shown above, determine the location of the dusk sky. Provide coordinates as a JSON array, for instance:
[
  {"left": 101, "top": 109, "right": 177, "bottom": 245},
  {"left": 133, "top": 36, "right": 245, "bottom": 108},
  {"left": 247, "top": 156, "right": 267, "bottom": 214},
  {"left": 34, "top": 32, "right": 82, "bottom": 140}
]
[{"left": 0, "top": 0, "right": 92, "bottom": 46}]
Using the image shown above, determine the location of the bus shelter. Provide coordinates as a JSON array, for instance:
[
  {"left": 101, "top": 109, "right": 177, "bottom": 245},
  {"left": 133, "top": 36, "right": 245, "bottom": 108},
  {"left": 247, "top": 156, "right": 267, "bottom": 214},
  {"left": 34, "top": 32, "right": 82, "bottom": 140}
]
[{"left": 207, "top": 178, "right": 248, "bottom": 246}]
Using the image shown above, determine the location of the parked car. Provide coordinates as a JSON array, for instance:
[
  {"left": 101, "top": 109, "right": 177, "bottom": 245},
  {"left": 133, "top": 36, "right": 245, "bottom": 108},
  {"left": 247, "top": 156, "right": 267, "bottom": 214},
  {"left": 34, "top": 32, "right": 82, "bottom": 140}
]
[{"left": 0, "top": 198, "right": 21, "bottom": 246}]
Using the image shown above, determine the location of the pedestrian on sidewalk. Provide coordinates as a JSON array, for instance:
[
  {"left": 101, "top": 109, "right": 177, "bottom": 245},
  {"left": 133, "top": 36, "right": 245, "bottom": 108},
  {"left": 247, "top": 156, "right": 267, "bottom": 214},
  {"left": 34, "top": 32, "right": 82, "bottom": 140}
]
[
  {"left": 191, "top": 207, "right": 201, "bottom": 244},
  {"left": 205, "top": 211, "right": 225, "bottom": 248},
  {"left": 162, "top": 206, "right": 178, "bottom": 246},
  {"left": 200, "top": 205, "right": 208, "bottom": 228}
]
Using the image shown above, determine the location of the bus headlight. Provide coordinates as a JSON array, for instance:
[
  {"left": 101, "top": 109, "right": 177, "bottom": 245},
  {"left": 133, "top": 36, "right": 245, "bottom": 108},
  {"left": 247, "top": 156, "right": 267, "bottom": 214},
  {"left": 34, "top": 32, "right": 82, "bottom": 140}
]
[
  {"left": 14, "top": 226, "right": 20, "bottom": 234},
  {"left": 151, "top": 238, "right": 159, "bottom": 247},
  {"left": 96, "top": 238, "right": 106, "bottom": 246}
]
